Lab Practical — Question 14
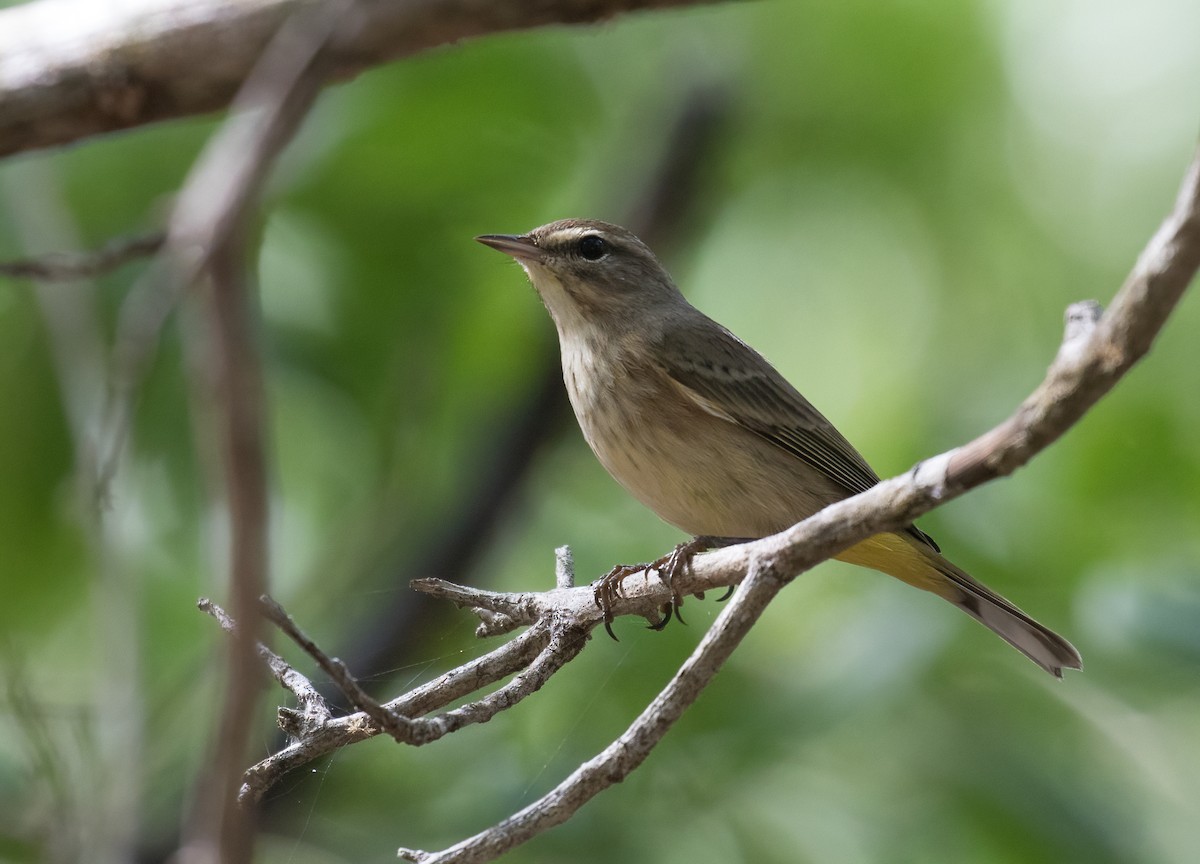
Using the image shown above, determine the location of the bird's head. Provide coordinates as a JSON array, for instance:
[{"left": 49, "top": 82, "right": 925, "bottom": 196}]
[{"left": 476, "top": 219, "right": 684, "bottom": 334}]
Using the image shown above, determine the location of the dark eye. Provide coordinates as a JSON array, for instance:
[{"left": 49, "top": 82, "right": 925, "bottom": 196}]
[{"left": 578, "top": 234, "right": 608, "bottom": 261}]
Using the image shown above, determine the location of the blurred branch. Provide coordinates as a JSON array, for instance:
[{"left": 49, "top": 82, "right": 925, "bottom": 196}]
[
  {"left": 0, "top": 0, "right": 725, "bottom": 158},
  {"left": 180, "top": 229, "right": 270, "bottom": 864},
  {"left": 1, "top": 160, "right": 143, "bottom": 864},
  {"left": 166, "top": 6, "right": 356, "bottom": 864},
  {"left": 0, "top": 232, "right": 164, "bottom": 281},
  {"left": 623, "top": 84, "right": 730, "bottom": 252},
  {"left": 234, "top": 145, "right": 1200, "bottom": 862},
  {"left": 98, "top": 0, "right": 349, "bottom": 499}
]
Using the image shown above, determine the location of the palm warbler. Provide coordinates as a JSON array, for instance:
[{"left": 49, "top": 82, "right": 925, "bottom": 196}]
[{"left": 477, "top": 219, "right": 1081, "bottom": 678}]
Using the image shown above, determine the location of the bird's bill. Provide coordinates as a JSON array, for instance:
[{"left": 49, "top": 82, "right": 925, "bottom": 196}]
[{"left": 475, "top": 233, "right": 546, "bottom": 262}]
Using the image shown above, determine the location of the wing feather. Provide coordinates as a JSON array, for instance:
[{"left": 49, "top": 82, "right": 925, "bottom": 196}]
[{"left": 654, "top": 318, "right": 939, "bottom": 551}]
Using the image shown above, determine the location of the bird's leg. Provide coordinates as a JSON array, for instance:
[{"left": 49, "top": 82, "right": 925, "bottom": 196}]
[
  {"left": 594, "top": 535, "right": 749, "bottom": 638},
  {"left": 594, "top": 560, "right": 652, "bottom": 640}
]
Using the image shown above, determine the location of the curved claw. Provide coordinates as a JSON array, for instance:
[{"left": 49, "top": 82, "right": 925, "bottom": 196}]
[
  {"left": 715, "top": 585, "right": 735, "bottom": 602},
  {"left": 594, "top": 536, "right": 728, "bottom": 638},
  {"left": 646, "top": 603, "right": 672, "bottom": 631},
  {"left": 594, "top": 562, "right": 646, "bottom": 641}
]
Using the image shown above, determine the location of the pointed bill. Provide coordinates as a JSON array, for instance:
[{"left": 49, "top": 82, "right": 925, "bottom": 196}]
[{"left": 475, "top": 233, "right": 546, "bottom": 262}]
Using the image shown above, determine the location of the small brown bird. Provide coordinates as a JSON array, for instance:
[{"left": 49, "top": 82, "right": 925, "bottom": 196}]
[{"left": 477, "top": 219, "right": 1081, "bottom": 677}]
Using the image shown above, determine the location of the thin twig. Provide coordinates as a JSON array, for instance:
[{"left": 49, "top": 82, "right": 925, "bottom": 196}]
[
  {"left": 199, "top": 598, "right": 329, "bottom": 724},
  {"left": 259, "top": 595, "right": 414, "bottom": 741},
  {"left": 239, "top": 623, "right": 552, "bottom": 803},
  {"left": 0, "top": 232, "right": 164, "bottom": 281},
  {"left": 390, "top": 620, "right": 588, "bottom": 747},
  {"left": 554, "top": 546, "right": 575, "bottom": 589}
]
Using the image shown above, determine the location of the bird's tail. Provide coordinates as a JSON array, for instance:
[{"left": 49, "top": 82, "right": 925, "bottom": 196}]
[{"left": 835, "top": 532, "right": 1082, "bottom": 678}]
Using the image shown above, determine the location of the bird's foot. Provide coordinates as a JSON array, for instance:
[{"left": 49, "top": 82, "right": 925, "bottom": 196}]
[
  {"left": 593, "top": 561, "right": 650, "bottom": 640},
  {"left": 593, "top": 535, "right": 731, "bottom": 639}
]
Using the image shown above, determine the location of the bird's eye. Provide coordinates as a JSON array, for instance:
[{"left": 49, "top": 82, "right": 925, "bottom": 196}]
[{"left": 578, "top": 235, "right": 608, "bottom": 261}]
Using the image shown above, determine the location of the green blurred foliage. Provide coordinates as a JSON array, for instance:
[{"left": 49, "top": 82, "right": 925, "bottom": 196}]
[{"left": 2, "top": 0, "right": 1200, "bottom": 861}]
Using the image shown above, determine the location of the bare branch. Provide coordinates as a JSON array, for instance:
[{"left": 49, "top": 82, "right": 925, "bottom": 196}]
[
  {"left": 0, "top": 232, "right": 164, "bottom": 281},
  {"left": 399, "top": 559, "right": 784, "bottom": 864},
  {"left": 554, "top": 545, "right": 575, "bottom": 590},
  {"left": 259, "top": 594, "right": 414, "bottom": 741},
  {"left": 0, "top": 0, "right": 723, "bottom": 158},
  {"left": 392, "top": 620, "right": 589, "bottom": 746}
]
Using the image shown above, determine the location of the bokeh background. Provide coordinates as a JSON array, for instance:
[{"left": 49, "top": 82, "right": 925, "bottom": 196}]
[{"left": 2, "top": 0, "right": 1200, "bottom": 861}]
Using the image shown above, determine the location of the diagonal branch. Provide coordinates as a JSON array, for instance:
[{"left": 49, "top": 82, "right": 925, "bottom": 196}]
[{"left": 200, "top": 597, "right": 332, "bottom": 728}]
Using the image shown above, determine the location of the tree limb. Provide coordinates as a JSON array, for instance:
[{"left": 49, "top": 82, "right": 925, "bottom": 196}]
[{"left": 0, "top": 0, "right": 723, "bottom": 158}]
